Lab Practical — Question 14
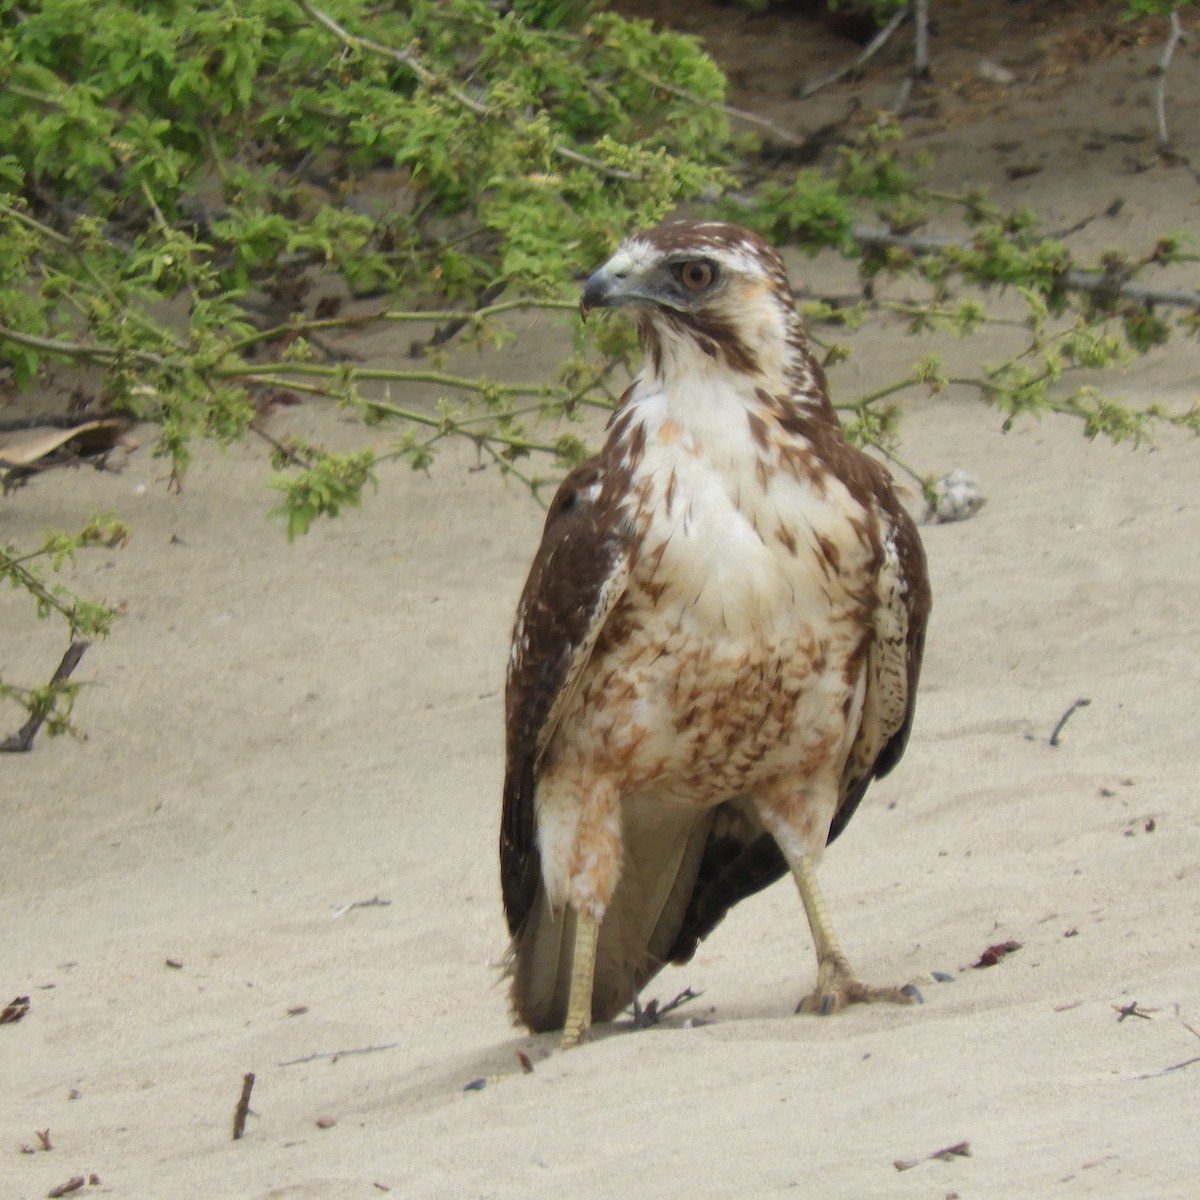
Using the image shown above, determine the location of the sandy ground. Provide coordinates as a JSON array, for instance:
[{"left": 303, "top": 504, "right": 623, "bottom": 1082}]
[{"left": 4, "top": 6, "right": 1200, "bottom": 1198}]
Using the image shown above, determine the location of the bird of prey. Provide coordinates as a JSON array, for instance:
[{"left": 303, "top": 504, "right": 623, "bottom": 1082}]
[{"left": 500, "top": 220, "right": 931, "bottom": 1049}]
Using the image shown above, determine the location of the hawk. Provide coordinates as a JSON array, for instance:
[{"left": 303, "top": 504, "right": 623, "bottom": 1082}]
[{"left": 501, "top": 220, "right": 931, "bottom": 1049}]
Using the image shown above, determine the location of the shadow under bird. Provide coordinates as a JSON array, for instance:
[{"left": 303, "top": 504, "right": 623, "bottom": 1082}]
[{"left": 500, "top": 220, "right": 931, "bottom": 1049}]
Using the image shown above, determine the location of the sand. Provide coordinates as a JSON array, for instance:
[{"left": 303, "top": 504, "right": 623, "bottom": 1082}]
[{"left": 3, "top": 8, "right": 1200, "bottom": 1198}]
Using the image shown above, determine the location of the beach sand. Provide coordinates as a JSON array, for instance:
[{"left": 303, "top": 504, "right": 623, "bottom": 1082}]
[{"left": 4, "top": 7, "right": 1199, "bottom": 1196}]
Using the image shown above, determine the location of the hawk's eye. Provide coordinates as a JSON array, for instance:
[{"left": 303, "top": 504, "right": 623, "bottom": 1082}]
[{"left": 677, "top": 260, "right": 716, "bottom": 291}]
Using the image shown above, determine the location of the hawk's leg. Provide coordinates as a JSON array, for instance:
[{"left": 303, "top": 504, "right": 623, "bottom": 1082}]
[
  {"left": 792, "top": 854, "right": 916, "bottom": 1015},
  {"left": 560, "top": 908, "right": 600, "bottom": 1049}
]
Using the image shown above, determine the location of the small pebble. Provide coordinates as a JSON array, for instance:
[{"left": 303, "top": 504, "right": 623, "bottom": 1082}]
[{"left": 977, "top": 59, "right": 1016, "bottom": 86}]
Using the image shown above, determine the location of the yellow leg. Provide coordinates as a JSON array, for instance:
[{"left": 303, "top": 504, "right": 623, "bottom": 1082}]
[
  {"left": 793, "top": 855, "right": 918, "bottom": 1015},
  {"left": 560, "top": 909, "right": 599, "bottom": 1050}
]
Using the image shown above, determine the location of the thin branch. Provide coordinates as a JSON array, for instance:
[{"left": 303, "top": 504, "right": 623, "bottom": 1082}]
[
  {"left": 0, "top": 549, "right": 92, "bottom": 632},
  {"left": 871, "top": 440, "right": 928, "bottom": 491},
  {"left": 802, "top": 6, "right": 910, "bottom": 100},
  {"left": 893, "top": 0, "right": 931, "bottom": 113},
  {"left": 409, "top": 281, "right": 511, "bottom": 356},
  {"left": 0, "top": 198, "right": 74, "bottom": 246},
  {"left": 0, "top": 323, "right": 167, "bottom": 367},
  {"left": 0, "top": 641, "right": 90, "bottom": 753},
  {"left": 1135, "top": 1054, "right": 1200, "bottom": 1081},
  {"left": 230, "top": 361, "right": 569, "bottom": 400},
  {"left": 477, "top": 437, "right": 550, "bottom": 506},
  {"left": 623, "top": 66, "right": 809, "bottom": 147},
  {"left": 850, "top": 224, "right": 1200, "bottom": 308},
  {"left": 298, "top": 0, "right": 486, "bottom": 114},
  {"left": 1049, "top": 697, "right": 1091, "bottom": 747},
  {"left": 140, "top": 180, "right": 202, "bottom": 308},
  {"left": 297, "top": 1, "right": 634, "bottom": 181},
  {"left": 278, "top": 1042, "right": 401, "bottom": 1067},
  {"left": 230, "top": 297, "right": 579, "bottom": 355},
  {"left": 1154, "top": 10, "right": 1185, "bottom": 149}
]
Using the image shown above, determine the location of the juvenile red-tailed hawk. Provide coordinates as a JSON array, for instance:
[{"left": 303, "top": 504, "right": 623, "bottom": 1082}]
[{"left": 501, "top": 220, "right": 930, "bottom": 1049}]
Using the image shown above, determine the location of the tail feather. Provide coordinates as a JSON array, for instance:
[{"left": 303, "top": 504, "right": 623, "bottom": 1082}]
[{"left": 508, "top": 800, "right": 719, "bottom": 1032}]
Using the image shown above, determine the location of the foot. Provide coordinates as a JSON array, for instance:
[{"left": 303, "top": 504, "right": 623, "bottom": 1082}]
[
  {"left": 559, "top": 1021, "right": 592, "bottom": 1050},
  {"left": 796, "top": 953, "right": 923, "bottom": 1016}
]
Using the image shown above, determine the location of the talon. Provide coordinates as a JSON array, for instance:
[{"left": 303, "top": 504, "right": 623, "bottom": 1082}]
[
  {"left": 900, "top": 983, "right": 924, "bottom": 1004},
  {"left": 820, "top": 994, "right": 836, "bottom": 1017},
  {"left": 559, "top": 1024, "right": 592, "bottom": 1051}
]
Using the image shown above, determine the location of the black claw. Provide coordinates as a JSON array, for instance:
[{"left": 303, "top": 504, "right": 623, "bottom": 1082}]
[
  {"left": 820, "top": 994, "right": 836, "bottom": 1016},
  {"left": 931, "top": 971, "right": 955, "bottom": 983},
  {"left": 900, "top": 983, "right": 925, "bottom": 1005}
]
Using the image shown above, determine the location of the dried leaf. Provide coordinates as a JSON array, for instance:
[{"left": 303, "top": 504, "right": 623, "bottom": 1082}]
[
  {"left": 972, "top": 940, "right": 1021, "bottom": 968},
  {"left": 0, "top": 420, "right": 128, "bottom": 468},
  {"left": 0, "top": 995, "right": 30, "bottom": 1024}
]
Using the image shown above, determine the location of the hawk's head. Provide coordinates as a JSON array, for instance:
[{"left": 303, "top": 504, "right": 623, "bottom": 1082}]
[{"left": 582, "top": 220, "right": 813, "bottom": 391}]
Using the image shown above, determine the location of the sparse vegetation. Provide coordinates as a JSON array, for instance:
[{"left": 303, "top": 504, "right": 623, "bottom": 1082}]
[{"left": 2, "top": 0, "right": 1197, "bottom": 738}]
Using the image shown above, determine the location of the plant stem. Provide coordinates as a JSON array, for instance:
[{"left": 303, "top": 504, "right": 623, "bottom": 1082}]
[
  {"left": 229, "top": 298, "right": 579, "bottom": 353},
  {"left": 1154, "top": 10, "right": 1185, "bottom": 149},
  {"left": 851, "top": 224, "right": 1200, "bottom": 308}
]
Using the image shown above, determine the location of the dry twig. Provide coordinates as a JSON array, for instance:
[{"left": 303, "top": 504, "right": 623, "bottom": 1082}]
[
  {"left": 803, "top": 6, "right": 910, "bottom": 99},
  {"left": 330, "top": 895, "right": 392, "bottom": 919},
  {"left": 1114, "top": 1001, "right": 1154, "bottom": 1022},
  {"left": 894, "top": 1140, "right": 972, "bottom": 1171},
  {"left": 278, "top": 1041, "right": 400, "bottom": 1067},
  {"left": 47, "top": 1179, "right": 85, "bottom": 1198},
  {"left": 1049, "top": 698, "right": 1091, "bottom": 747},
  {"left": 232, "top": 1072, "right": 255, "bottom": 1141},
  {"left": 628, "top": 987, "right": 704, "bottom": 1029}
]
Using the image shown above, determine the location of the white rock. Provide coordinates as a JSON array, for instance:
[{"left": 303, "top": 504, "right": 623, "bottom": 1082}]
[{"left": 930, "top": 468, "right": 986, "bottom": 523}]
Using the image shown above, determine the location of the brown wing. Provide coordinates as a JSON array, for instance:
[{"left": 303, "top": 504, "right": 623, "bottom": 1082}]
[
  {"left": 828, "top": 462, "right": 931, "bottom": 843},
  {"left": 665, "top": 454, "right": 930, "bottom": 965},
  {"left": 501, "top": 455, "right": 635, "bottom": 941}
]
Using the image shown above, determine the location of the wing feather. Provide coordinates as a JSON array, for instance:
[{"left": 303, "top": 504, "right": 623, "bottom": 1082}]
[
  {"left": 500, "top": 456, "right": 635, "bottom": 941},
  {"left": 828, "top": 473, "right": 930, "bottom": 843}
]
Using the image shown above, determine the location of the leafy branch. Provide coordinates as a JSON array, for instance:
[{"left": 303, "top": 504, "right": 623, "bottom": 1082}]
[
  {"left": 2, "top": 1, "right": 1198, "bottom": 744},
  {"left": 1, "top": 518, "right": 128, "bottom": 747}
]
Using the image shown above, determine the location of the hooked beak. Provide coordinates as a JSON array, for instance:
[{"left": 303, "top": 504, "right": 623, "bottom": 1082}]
[{"left": 579, "top": 261, "right": 647, "bottom": 320}]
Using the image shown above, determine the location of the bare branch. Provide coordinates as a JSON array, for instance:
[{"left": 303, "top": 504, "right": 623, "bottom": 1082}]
[
  {"left": 278, "top": 1042, "right": 401, "bottom": 1067},
  {"left": 913, "top": 0, "right": 931, "bottom": 76},
  {"left": 802, "top": 6, "right": 910, "bottom": 100},
  {"left": 1154, "top": 10, "right": 1185, "bottom": 149}
]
